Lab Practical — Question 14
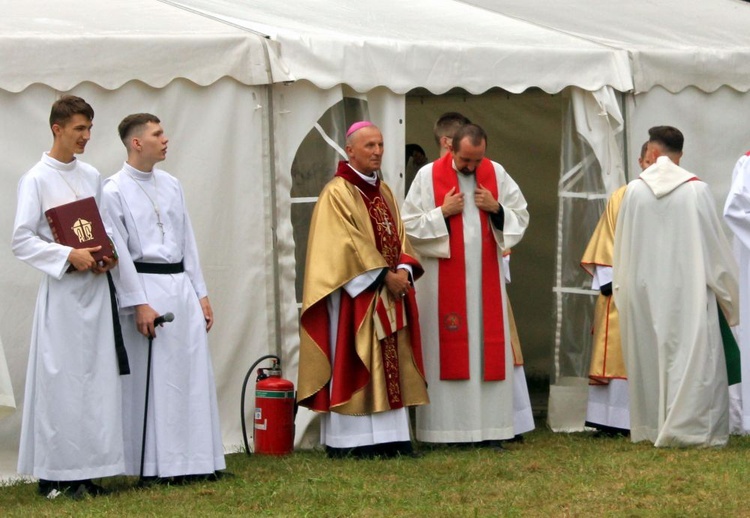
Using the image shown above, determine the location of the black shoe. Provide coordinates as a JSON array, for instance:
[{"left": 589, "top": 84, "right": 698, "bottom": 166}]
[
  {"left": 326, "top": 441, "right": 416, "bottom": 459},
  {"left": 70, "top": 483, "right": 89, "bottom": 500},
  {"left": 38, "top": 479, "right": 95, "bottom": 500},
  {"left": 480, "top": 440, "right": 507, "bottom": 452},
  {"left": 38, "top": 479, "right": 64, "bottom": 499},
  {"left": 588, "top": 423, "right": 630, "bottom": 438},
  {"left": 82, "top": 479, "right": 108, "bottom": 496}
]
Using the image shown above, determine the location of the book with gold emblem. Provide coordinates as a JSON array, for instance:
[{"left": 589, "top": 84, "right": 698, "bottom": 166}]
[{"left": 45, "top": 197, "right": 115, "bottom": 267}]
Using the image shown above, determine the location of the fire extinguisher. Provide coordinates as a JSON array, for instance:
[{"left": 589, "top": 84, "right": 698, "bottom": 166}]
[{"left": 241, "top": 355, "right": 296, "bottom": 455}]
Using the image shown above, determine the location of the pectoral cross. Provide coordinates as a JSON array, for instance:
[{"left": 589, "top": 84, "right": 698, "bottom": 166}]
[{"left": 155, "top": 210, "right": 165, "bottom": 243}]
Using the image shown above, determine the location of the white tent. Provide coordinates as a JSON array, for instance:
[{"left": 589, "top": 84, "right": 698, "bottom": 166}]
[
  {"left": 3, "top": 0, "right": 747, "bottom": 478},
  {"left": 0, "top": 0, "right": 633, "bottom": 478}
]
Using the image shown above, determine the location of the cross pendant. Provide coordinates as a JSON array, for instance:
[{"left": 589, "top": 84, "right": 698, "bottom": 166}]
[{"left": 156, "top": 211, "right": 165, "bottom": 243}]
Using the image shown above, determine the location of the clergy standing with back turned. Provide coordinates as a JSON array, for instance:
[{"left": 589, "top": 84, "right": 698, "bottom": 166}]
[
  {"left": 614, "top": 125, "right": 738, "bottom": 447},
  {"left": 103, "top": 113, "right": 225, "bottom": 479}
]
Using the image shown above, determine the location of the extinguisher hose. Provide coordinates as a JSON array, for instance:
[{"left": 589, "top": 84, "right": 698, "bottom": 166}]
[{"left": 240, "top": 354, "right": 281, "bottom": 455}]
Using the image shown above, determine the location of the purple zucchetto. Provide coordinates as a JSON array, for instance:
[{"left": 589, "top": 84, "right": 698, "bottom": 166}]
[{"left": 346, "top": 121, "right": 374, "bottom": 138}]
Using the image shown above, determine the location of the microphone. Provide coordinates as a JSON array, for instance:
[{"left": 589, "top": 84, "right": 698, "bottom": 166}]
[{"left": 154, "top": 312, "right": 175, "bottom": 326}]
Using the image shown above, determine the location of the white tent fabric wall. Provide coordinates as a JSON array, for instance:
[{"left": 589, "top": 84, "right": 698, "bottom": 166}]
[
  {"left": 0, "top": 79, "right": 272, "bottom": 479},
  {"left": 10, "top": 0, "right": 747, "bottom": 476}
]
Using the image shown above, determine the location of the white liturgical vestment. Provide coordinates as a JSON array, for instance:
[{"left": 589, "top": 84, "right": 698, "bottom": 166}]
[
  {"left": 13, "top": 154, "right": 125, "bottom": 480},
  {"left": 614, "top": 156, "right": 738, "bottom": 447},
  {"left": 104, "top": 163, "right": 225, "bottom": 476},
  {"left": 402, "top": 159, "right": 531, "bottom": 442}
]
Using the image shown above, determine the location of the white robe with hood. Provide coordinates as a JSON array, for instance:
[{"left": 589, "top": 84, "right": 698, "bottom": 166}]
[{"left": 613, "top": 156, "right": 738, "bottom": 447}]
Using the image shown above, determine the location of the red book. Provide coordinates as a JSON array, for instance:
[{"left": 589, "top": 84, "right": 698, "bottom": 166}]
[{"left": 45, "top": 197, "right": 115, "bottom": 266}]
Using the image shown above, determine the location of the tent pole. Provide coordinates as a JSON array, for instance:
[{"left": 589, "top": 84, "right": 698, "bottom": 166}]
[{"left": 257, "top": 36, "right": 284, "bottom": 360}]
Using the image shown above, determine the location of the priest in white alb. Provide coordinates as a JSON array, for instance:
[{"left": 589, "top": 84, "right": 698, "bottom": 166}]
[
  {"left": 613, "top": 126, "right": 738, "bottom": 447},
  {"left": 13, "top": 96, "right": 125, "bottom": 498},
  {"left": 103, "top": 113, "right": 225, "bottom": 479},
  {"left": 402, "top": 123, "right": 530, "bottom": 445}
]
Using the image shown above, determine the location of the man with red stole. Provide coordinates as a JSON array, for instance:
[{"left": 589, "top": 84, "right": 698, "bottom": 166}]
[
  {"left": 402, "top": 123, "right": 529, "bottom": 447},
  {"left": 297, "top": 121, "right": 429, "bottom": 458}
]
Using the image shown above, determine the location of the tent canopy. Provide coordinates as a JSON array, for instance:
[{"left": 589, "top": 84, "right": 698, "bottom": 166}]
[
  {"left": 461, "top": 0, "right": 750, "bottom": 93},
  {"left": 0, "top": 0, "right": 291, "bottom": 92},
  {"left": 171, "top": 0, "right": 633, "bottom": 94}
]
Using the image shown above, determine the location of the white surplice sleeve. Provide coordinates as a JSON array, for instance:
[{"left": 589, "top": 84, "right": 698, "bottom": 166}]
[
  {"left": 102, "top": 177, "right": 148, "bottom": 309},
  {"left": 402, "top": 164, "right": 451, "bottom": 259},
  {"left": 493, "top": 162, "right": 529, "bottom": 251},
  {"left": 12, "top": 174, "right": 72, "bottom": 280},
  {"left": 697, "top": 183, "right": 739, "bottom": 326}
]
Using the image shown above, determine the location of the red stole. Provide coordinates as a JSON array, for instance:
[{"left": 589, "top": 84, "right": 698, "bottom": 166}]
[{"left": 432, "top": 153, "right": 505, "bottom": 381}]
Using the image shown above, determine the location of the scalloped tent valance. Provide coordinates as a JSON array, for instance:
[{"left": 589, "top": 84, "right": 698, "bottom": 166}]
[
  {"left": 0, "top": 0, "right": 292, "bottom": 93},
  {"left": 1, "top": 0, "right": 634, "bottom": 95},
  {"left": 169, "top": 0, "right": 633, "bottom": 95},
  {"left": 461, "top": 0, "right": 750, "bottom": 94}
]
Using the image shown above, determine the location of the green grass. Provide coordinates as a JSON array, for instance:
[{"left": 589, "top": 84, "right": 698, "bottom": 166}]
[{"left": 3, "top": 428, "right": 750, "bottom": 517}]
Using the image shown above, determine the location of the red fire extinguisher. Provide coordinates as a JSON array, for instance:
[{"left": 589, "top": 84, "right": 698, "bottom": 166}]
[{"left": 241, "top": 355, "right": 296, "bottom": 455}]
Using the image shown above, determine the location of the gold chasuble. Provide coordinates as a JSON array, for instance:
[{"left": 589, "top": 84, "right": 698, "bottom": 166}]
[
  {"left": 580, "top": 185, "right": 627, "bottom": 385},
  {"left": 298, "top": 162, "right": 429, "bottom": 416},
  {"left": 503, "top": 250, "right": 524, "bottom": 367}
]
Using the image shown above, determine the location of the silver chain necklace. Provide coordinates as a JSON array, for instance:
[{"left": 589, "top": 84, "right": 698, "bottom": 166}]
[
  {"left": 57, "top": 169, "right": 82, "bottom": 199},
  {"left": 126, "top": 170, "right": 165, "bottom": 243}
]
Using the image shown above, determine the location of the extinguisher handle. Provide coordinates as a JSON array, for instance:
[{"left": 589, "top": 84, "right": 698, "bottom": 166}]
[{"left": 241, "top": 354, "right": 281, "bottom": 455}]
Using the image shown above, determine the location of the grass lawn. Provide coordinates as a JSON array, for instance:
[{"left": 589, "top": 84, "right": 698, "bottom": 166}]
[{"left": 2, "top": 428, "right": 749, "bottom": 517}]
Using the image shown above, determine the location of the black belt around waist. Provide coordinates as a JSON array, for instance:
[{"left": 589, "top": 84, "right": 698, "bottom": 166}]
[{"left": 134, "top": 261, "right": 184, "bottom": 274}]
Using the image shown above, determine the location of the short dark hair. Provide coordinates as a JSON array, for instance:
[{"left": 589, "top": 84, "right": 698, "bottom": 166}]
[
  {"left": 405, "top": 143, "right": 426, "bottom": 162},
  {"left": 452, "top": 123, "right": 487, "bottom": 152},
  {"left": 434, "top": 112, "right": 471, "bottom": 146},
  {"left": 118, "top": 113, "right": 161, "bottom": 145},
  {"left": 648, "top": 126, "right": 683, "bottom": 153},
  {"left": 49, "top": 95, "right": 94, "bottom": 129}
]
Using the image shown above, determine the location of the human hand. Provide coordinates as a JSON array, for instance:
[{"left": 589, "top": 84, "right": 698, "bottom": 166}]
[
  {"left": 68, "top": 246, "right": 102, "bottom": 271},
  {"left": 135, "top": 304, "right": 161, "bottom": 338},
  {"left": 200, "top": 296, "right": 214, "bottom": 332},
  {"left": 384, "top": 269, "right": 411, "bottom": 299},
  {"left": 92, "top": 254, "right": 118, "bottom": 274},
  {"left": 475, "top": 184, "right": 500, "bottom": 213},
  {"left": 441, "top": 187, "right": 464, "bottom": 217}
]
